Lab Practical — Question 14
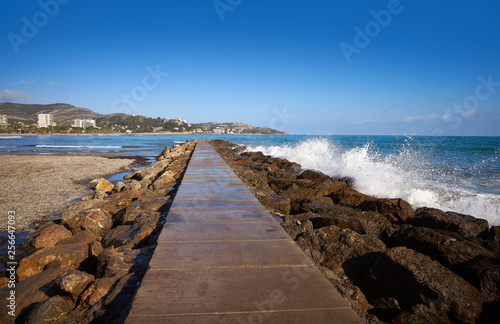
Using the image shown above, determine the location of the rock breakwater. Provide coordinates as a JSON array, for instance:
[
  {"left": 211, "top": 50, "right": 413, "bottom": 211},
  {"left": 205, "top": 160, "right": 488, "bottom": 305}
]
[{"left": 211, "top": 139, "right": 500, "bottom": 323}]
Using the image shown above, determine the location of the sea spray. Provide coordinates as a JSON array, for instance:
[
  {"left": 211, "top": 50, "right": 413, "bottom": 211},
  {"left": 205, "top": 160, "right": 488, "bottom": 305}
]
[{"left": 247, "top": 137, "right": 500, "bottom": 225}]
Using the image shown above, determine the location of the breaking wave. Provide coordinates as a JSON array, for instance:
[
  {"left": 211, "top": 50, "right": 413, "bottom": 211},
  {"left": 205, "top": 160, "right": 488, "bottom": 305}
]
[{"left": 247, "top": 137, "right": 500, "bottom": 225}]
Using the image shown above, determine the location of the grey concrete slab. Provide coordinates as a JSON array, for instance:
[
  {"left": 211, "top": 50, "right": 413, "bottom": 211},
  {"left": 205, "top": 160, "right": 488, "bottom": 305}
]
[
  {"left": 174, "top": 192, "right": 258, "bottom": 202},
  {"left": 177, "top": 186, "right": 251, "bottom": 194},
  {"left": 158, "top": 222, "right": 287, "bottom": 242},
  {"left": 166, "top": 209, "right": 274, "bottom": 224},
  {"left": 127, "top": 267, "right": 359, "bottom": 319},
  {"left": 149, "top": 240, "right": 313, "bottom": 269},
  {"left": 170, "top": 200, "right": 266, "bottom": 211},
  {"left": 126, "top": 308, "right": 363, "bottom": 324}
]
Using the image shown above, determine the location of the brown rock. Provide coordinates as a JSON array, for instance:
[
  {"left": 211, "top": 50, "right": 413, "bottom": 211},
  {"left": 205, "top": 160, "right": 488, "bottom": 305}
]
[
  {"left": 56, "top": 230, "right": 94, "bottom": 246},
  {"left": 309, "top": 215, "right": 380, "bottom": 236},
  {"left": 463, "top": 257, "right": 500, "bottom": 302},
  {"left": 257, "top": 195, "right": 291, "bottom": 215},
  {"left": 391, "top": 304, "right": 449, "bottom": 324},
  {"left": 54, "top": 270, "right": 94, "bottom": 300},
  {"left": 114, "top": 197, "right": 169, "bottom": 225},
  {"left": 290, "top": 197, "right": 334, "bottom": 214},
  {"left": 16, "top": 242, "right": 89, "bottom": 281},
  {"left": 102, "top": 212, "right": 160, "bottom": 250},
  {"left": 65, "top": 208, "right": 113, "bottom": 240},
  {"left": 407, "top": 207, "right": 489, "bottom": 237},
  {"left": 296, "top": 226, "right": 386, "bottom": 283},
  {"left": 358, "top": 198, "right": 414, "bottom": 222},
  {"left": 299, "top": 169, "right": 331, "bottom": 183},
  {"left": 329, "top": 187, "right": 374, "bottom": 208},
  {"left": 360, "top": 246, "right": 484, "bottom": 323},
  {"left": 391, "top": 226, "right": 494, "bottom": 267},
  {"left": 79, "top": 276, "right": 120, "bottom": 306},
  {"left": 25, "top": 223, "right": 73, "bottom": 249},
  {"left": 0, "top": 265, "right": 68, "bottom": 324},
  {"left": 96, "top": 248, "right": 139, "bottom": 278},
  {"left": 26, "top": 295, "right": 75, "bottom": 324},
  {"left": 93, "top": 178, "right": 114, "bottom": 192}
]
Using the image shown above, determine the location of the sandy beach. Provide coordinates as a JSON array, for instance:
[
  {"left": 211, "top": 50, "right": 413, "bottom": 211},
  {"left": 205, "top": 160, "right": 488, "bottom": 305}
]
[{"left": 0, "top": 155, "right": 136, "bottom": 232}]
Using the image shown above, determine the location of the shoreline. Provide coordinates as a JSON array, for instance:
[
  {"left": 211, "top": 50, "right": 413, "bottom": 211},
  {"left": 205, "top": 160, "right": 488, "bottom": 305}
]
[{"left": 0, "top": 154, "right": 138, "bottom": 232}]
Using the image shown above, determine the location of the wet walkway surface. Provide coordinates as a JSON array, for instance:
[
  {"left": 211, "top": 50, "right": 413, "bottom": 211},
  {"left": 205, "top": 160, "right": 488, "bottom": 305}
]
[{"left": 125, "top": 142, "right": 363, "bottom": 323}]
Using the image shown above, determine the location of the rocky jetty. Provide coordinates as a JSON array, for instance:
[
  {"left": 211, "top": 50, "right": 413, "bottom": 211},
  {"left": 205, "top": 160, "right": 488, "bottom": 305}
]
[
  {"left": 0, "top": 141, "right": 196, "bottom": 323},
  {"left": 211, "top": 140, "right": 500, "bottom": 323}
]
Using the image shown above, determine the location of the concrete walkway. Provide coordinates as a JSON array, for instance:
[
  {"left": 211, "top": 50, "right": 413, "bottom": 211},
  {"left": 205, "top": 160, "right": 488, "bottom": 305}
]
[{"left": 125, "top": 142, "right": 363, "bottom": 323}]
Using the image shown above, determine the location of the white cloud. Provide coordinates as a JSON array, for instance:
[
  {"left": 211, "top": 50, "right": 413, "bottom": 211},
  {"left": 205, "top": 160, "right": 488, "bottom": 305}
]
[
  {"left": 45, "top": 81, "right": 62, "bottom": 86},
  {"left": 399, "top": 114, "right": 441, "bottom": 122},
  {"left": 461, "top": 110, "right": 476, "bottom": 118},
  {"left": 355, "top": 118, "right": 377, "bottom": 124},
  {"left": 9, "top": 80, "right": 25, "bottom": 85},
  {"left": 0, "top": 90, "right": 31, "bottom": 103}
]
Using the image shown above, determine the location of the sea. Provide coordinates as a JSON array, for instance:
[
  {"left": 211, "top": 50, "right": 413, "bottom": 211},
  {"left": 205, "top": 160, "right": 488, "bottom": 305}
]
[{"left": 1, "top": 134, "right": 499, "bottom": 226}]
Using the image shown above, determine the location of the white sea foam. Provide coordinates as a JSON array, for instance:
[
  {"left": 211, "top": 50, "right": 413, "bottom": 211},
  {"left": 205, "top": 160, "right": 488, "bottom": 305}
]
[
  {"left": 0, "top": 136, "right": 22, "bottom": 139},
  {"left": 35, "top": 145, "right": 122, "bottom": 149},
  {"left": 247, "top": 138, "right": 500, "bottom": 225}
]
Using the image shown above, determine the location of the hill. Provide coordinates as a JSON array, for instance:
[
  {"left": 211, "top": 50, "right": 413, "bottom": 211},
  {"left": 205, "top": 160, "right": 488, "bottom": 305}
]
[
  {"left": 0, "top": 102, "right": 287, "bottom": 134},
  {"left": 0, "top": 102, "right": 101, "bottom": 125}
]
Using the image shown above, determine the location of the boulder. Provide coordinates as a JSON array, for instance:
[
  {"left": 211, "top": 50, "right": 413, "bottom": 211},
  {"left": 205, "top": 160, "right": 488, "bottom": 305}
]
[
  {"left": 54, "top": 270, "right": 95, "bottom": 300},
  {"left": 257, "top": 195, "right": 291, "bottom": 215},
  {"left": 56, "top": 230, "right": 95, "bottom": 246},
  {"left": 112, "top": 181, "right": 126, "bottom": 193},
  {"left": 299, "top": 169, "right": 331, "bottom": 183},
  {"left": 26, "top": 295, "right": 75, "bottom": 324},
  {"left": 114, "top": 197, "right": 169, "bottom": 225},
  {"left": 391, "top": 304, "right": 449, "bottom": 324},
  {"left": 463, "top": 256, "right": 500, "bottom": 302},
  {"left": 329, "top": 187, "right": 374, "bottom": 208},
  {"left": 93, "top": 178, "right": 114, "bottom": 192},
  {"left": 309, "top": 215, "right": 380, "bottom": 236},
  {"left": 290, "top": 197, "right": 334, "bottom": 214},
  {"left": 16, "top": 242, "right": 89, "bottom": 281},
  {"left": 296, "top": 226, "right": 386, "bottom": 283},
  {"left": 407, "top": 207, "right": 489, "bottom": 238},
  {"left": 360, "top": 247, "right": 484, "bottom": 323},
  {"left": 391, "top": 226, "right": 495, "bottom": 267},
  {"left": 358, "top": 198, "right": 414, "bottom": 222},
  {"left": 65, "top": 208, "right": 113, "bottom": 240},
  {"left": 25, "top": 223, "right": 73, "bottom": 249},
  {"left": 79, "top": 276, "right": 120, "bottom": 306},
  {"left": 102, "top": 212, "right": 160, "bottom": 250},
  {"left": 0, "top": 265, "right": 68, "bottom": 324},
  {"left": 99, "top": 190, "right": 141, "bottom": 215},
  {"left": 96, "top": 248, "right": 140, "bottom": 278}
]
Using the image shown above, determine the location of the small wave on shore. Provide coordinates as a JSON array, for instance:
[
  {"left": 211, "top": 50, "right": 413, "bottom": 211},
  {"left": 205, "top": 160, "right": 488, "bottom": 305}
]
[
  {"left": 0, "top": 135, "right": 23, "bottom": 139},
  {"left": 35, "top": 144, "right": 123, "bottom": 149},
  {"left": 247, "top": 137, "right": 500, "bottom": 225}
]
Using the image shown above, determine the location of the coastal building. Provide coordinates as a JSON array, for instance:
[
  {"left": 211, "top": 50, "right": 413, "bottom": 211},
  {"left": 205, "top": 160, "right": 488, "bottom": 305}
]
[
  {"left": 37, "top": 113, "right": 53, "bottom": 128},
  {"left": 0, "top": 115, "right": 7, "bottom": 125},
  {"left": 72, "top": 119, "right": 97, "bottom": 128},
  {"left": 152, "top": 127, "right": 163, "bottom": 132}
]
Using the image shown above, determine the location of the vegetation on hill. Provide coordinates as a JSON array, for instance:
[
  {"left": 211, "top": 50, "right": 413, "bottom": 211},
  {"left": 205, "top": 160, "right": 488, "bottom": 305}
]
[{"left": 0, "top": 102, "right": 287, "bottom": 135}]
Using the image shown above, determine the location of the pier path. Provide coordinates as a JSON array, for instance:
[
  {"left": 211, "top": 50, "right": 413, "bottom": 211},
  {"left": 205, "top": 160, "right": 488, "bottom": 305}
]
[{"left": 125, "top": 141, "right": 363, "bottom": 323}]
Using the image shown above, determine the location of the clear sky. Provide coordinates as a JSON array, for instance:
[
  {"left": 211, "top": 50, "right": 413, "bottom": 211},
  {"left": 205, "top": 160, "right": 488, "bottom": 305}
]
[{"left": 1, "top": 0, "right": 499, "bottom": 135}]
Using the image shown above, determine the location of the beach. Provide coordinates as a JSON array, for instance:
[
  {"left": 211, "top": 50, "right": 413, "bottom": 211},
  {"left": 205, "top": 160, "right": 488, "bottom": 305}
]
[{"left": 0, "top": 155, "right": 136, "bottom": 231}]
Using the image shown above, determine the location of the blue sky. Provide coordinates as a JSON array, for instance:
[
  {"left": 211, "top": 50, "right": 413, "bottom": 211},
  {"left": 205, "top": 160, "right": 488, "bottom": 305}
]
[{"left": 1, "top": 0, "right": 499, "bottom": 135}]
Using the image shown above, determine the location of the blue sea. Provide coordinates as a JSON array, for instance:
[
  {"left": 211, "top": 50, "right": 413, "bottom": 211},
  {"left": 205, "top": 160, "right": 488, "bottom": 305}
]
[{"left": 1, "top": 134, "right": 499, "bottom": 225}]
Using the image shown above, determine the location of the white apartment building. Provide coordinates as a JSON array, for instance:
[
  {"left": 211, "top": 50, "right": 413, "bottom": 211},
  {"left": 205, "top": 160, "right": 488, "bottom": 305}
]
[
  {"left": 37, "top": 114, "right": 53, "bottom": 127},
  {"left": 72, "top": 119, "right": 97, "bottom": 128}
]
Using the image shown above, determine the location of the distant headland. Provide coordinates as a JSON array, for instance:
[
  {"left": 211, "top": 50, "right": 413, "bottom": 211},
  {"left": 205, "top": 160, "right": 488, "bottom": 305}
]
[{"left": 0, "top": 102, "right": 287, "bottom": 135}]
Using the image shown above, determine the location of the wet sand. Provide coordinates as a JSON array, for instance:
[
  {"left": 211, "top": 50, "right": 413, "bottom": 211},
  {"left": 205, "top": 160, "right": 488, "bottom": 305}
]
[{"left": 0, "top": 155, "right": 136, "bottom": 231}]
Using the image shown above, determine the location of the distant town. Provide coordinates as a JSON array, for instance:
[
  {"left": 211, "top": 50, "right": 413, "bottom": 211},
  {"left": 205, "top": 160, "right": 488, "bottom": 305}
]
[{"left": 0, "top": 102, "right": 287, "bottom": 135}]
